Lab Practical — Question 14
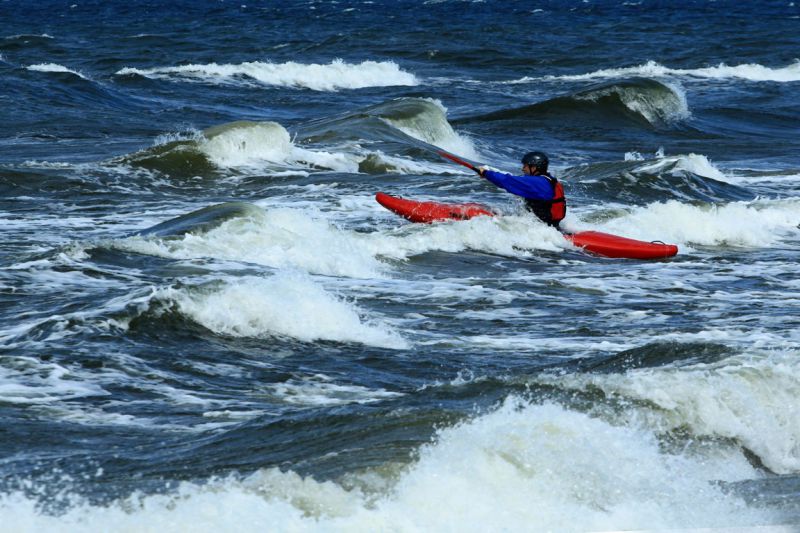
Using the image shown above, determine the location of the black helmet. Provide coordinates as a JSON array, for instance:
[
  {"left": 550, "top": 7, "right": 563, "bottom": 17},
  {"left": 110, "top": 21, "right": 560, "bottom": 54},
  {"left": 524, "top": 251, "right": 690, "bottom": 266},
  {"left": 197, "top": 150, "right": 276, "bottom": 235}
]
[{"left": 522, "top": 151, "right": 549, "bottom": 172}]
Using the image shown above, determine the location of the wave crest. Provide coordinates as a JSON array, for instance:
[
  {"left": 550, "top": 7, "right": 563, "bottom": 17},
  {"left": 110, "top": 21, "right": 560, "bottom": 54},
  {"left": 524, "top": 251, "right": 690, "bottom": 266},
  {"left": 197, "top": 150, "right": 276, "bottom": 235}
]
[
  {"left": 0, "top": 399, "right": 772, "bottom": 530},
  {"left": 466, "top": 78, "right": 689, "bottom": 129},
  {"left": 124, "top": 121, "right": 358, "bottom": 175},
  {"left": 26, "top": 63, "right": 89, "bottom": 80},
  {"left": 116, "top": 59, "right": 419, "bottom": 91},
  {"left": 566, "top": 153, "right": 753, "bottom": 205},
  {"left": 536, "top": 350, "right": 800, "bottom": 474},
  {"left": 522, "top": 60, "right": 800, "bottom": 83},
  {"left": 157, "top": 274, "right": 408, "bottom": 349}
]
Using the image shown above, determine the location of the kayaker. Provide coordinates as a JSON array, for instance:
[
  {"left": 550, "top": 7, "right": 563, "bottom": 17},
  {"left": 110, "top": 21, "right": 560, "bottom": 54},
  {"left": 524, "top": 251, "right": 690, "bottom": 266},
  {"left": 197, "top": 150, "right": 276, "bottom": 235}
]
[{"left": 478, "top": 151, "right": 566, "bottom": 228}]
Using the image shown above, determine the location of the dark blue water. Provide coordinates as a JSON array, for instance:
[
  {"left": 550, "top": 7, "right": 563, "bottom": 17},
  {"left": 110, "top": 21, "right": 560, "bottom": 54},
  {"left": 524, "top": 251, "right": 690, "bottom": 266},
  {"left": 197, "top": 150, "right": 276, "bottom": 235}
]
[{"left": 2, "top": 1, "right": 800, "bottom": 530}]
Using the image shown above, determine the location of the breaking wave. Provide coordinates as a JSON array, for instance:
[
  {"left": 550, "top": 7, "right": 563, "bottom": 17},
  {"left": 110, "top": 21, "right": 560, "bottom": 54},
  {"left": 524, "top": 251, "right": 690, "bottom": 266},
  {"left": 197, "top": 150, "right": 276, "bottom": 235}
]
[
  {"left": 126, "top": 99, "right": 479, "bottom": 177},
  {"left": 124, "top": 121, "right": 358, "bottom": 176},
  {"left": 521, "top": 59, "right": 800, "bottom": 83},
  {"left": 156, "top": 274, "right": 408, "bottom": 349},
  {"left": 566, "top": 152, "right": 754, "bottom": 204},
  {"left": 0, "top": 399, "right": 773, "bottom": 531},
  {"left": 580, "top": 197, "right": 800, "bottom": 248},
  {"left": 535, "top": 349, "right": 800, "bottom": 474},
  {"left": 116, "top": 59, "right": 419, "bottom": 91},
  {"left": 465, "top": 78, "right": 690, "bottom": 128},
  {"left": 26, "top": 63, "right": 89, "bottom": 80}
]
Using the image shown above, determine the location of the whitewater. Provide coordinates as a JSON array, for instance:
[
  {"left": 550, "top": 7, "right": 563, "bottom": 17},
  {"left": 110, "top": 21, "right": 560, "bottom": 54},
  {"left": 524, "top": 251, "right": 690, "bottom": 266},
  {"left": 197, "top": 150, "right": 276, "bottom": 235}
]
[{"left": 2, "top": 1, "right": 800, "bottom": 531}]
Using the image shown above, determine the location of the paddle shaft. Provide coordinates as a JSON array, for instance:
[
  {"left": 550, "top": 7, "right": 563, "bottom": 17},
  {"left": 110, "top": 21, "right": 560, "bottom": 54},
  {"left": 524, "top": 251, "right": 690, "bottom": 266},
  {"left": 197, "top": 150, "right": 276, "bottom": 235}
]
[{"left": 437, "top": 151, "right": 482, "bottom": 174}]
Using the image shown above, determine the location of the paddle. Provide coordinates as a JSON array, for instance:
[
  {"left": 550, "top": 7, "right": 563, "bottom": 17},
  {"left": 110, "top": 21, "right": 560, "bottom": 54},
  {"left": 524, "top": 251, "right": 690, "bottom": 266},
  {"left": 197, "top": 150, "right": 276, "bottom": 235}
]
[{"left": 436, "top": 150, "right": 483, "bottom": 175}]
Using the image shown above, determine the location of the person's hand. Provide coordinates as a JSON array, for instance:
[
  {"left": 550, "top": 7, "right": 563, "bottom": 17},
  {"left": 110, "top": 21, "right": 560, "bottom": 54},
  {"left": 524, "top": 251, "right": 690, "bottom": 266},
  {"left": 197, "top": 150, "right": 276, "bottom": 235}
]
[{"left": 477, "top": 166, "right": 487, "bottom": 177}]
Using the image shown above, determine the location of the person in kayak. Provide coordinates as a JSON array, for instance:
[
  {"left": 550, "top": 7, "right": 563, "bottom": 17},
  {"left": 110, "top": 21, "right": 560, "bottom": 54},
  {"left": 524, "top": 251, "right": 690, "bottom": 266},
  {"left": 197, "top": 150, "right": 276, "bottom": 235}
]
[{"left": 477, "top": 151, "right": 566, "bottom": 228}]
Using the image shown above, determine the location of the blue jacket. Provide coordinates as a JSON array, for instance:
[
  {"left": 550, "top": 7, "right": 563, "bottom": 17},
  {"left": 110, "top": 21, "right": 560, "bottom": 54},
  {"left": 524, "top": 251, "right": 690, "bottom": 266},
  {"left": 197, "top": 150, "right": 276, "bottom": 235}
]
[{"left": 482, "top": 169, "right": 557, "bottom": 200}]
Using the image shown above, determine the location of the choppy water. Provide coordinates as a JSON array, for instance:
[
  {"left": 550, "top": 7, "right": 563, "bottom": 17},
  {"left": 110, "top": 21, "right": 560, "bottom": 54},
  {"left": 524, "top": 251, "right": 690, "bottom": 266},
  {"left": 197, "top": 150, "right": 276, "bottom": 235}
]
[{"left": 2, "top": 1, "right": 800, "bottom": 531}]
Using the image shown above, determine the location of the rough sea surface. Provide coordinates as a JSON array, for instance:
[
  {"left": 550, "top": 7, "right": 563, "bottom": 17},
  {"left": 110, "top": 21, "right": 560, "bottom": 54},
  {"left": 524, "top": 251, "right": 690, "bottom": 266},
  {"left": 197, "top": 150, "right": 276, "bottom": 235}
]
[{"left": 2, "top": 1, "right": 800, "bottom": 530}]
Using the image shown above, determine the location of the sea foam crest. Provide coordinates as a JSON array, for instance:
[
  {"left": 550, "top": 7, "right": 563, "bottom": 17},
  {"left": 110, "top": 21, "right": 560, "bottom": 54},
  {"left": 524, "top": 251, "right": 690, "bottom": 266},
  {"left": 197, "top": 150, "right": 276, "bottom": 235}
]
[
  {"left": 199, "top": 121, "right": 358, "bottom": 172},
  {"left": 116, "top": 59, "right": 418, "bottom": 91},
  {"left": 161, "top": 274, "right": 408, "bottom": 349},
  {"left": 26, "top": 63, "right": 88, "bottom": 79},
  {"left": 201, "top": 121, "right": 294, "bottom": 167},
  {"left": 0, "top": 399, "right": 772, "bottom": 531},
  {"left": 115, "top": 207, "right": 386, "bottom": 278},
  {"left": 541, "top": 59, "right": 800, "bottom": 83},
  {"left": 638, "top": 152, "right": 730, "bottom": 182},
  {"left": 537, "top": 350, "right": 800, "bottom": 474},
  {"left": 370, "top": 213, "right": 569, "bottom": 260},
  {"left": 115, "top": 203, "right": 573, "bottom": 281},
  {"left": 588, "top": 198, "right": 800, "bottom": 247}
]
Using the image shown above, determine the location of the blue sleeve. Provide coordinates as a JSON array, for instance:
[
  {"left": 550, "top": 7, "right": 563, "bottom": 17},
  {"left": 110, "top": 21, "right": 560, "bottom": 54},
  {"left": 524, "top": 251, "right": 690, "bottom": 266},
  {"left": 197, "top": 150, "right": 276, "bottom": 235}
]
[{"left": 482, "top": 170, "right": 554, "bottom": 200}]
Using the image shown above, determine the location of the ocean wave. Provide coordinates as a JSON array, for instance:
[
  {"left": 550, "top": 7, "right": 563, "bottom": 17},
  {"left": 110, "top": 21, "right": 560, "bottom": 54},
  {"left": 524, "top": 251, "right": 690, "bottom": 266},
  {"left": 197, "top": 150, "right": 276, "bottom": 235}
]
[
  {"left": 565, "top": 152, "right": 754, "bottom": 205},
  {"left": 357, "top": 151, "right": 460, "bottom": 175},
  {"left": 583, "top": 197, "right": 800, "bottom": 248},
  {"left": 134, "top": 202, "right": 263, "bottom": 238},
  {"left": 575, "top": 79, "right": 690, "bottom": 124},
  {"left": 115, "top": 205, "right": 388, "bottom": 278},
  {"left": 0, "top": 33, "right": 55, "bottom": 51},
  {"left": 3, "top": 33, "right": 54, "bottom": 41},
  {"left": 371, "top": 213, "right": 569, "bottom": 259},
  {"left": 115, "top": 200, "right": 573, "bottom": 282},
  {"left": 536, "top": 349, "right": 800, "bottom": 474},
  {"left": 377, "top": 98, "right": 481, "bottom": 160},
  {"left": 157, "top": 274, "right": 408, "bottom": 349},
  {"left": 0, "top": 399, "right": 773, "bottom": 531},
  {"left": 125, "top": 99, "right": 479, "bottom": 178},
  {"left": 464, "top": 78, "right": 690, "bottom": 129},
  {"left": 530, "top": 59, "right": 800, "bottom": 83},
  {"left": 0, "top": 357, "right": 109, "bottom": 405},
  {"left": 124, "top": 121, "right": 358, "bottom": 176},
  {"left": 115, "top": 59, "right": 418, "bottom": 91},
  {"left": 295, "top": 97, "right": 482, "bottom": 163},
  {"left": 26, "top": 63, "right": 89, "bottom": 80}
]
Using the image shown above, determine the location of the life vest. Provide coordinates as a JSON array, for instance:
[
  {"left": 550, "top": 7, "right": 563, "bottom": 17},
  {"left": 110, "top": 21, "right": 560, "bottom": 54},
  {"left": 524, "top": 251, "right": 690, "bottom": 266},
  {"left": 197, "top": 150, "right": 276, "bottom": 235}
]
[{"left": 524, "top": 174, "right": 566, "bottom": 227}]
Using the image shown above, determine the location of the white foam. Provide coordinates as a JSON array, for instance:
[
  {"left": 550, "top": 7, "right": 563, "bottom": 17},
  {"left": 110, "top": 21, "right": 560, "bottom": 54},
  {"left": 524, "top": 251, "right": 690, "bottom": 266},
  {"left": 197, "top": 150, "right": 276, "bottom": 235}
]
[
  {"left": 26, "top": 63, "right": 88, "bottom": 79},
  {"left": 161, "top": 273, "right": 408, "bottom": 349},
  {"left": 537, "top": 350, "right": 800, "bottom": 474},
  {"left": 198, "top": 121, "right": 359, "bottom": 172},
  {"left": 266, "top": 374, "right": 403, "bottom": 406},
  {"left": 0, "top": 357, "right": 108, "bottom": 404},
  {"left": 0, "top": 399, "right": 774, "bottom": 531},
  {"left": 369, "top": 213, "right": 569, "bottom": 261},
  {"left": 115, "top": 202, "right": 576, "bottom": 280},
  {"left": 201, "top": 121, "right": 292, "bottom": 167},
  {"left": 115, "top": 207, "right": 387, "bottom": 278},
  {"left": 587, "top": 198, "right": 800, "bottom": 247},
  {"left": 116, "top": 59, "right": 419, "bottom": 91},
  {"left": 637, "top": 152, "right": 730, "bottom": 182},
  {"left": 536, "top": 59, "right": 800, "bottom": 83}
]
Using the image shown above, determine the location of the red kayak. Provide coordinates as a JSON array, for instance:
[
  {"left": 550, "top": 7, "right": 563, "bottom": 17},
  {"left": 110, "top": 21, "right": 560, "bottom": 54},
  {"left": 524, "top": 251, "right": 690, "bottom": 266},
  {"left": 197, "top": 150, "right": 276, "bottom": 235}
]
[{"left": 376, "top": 192, "right": 678, "bottom": 260}]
